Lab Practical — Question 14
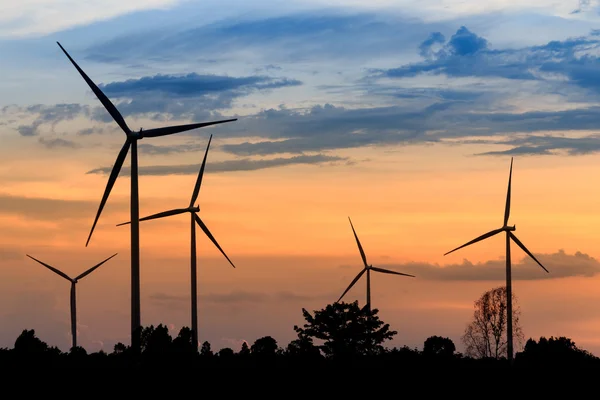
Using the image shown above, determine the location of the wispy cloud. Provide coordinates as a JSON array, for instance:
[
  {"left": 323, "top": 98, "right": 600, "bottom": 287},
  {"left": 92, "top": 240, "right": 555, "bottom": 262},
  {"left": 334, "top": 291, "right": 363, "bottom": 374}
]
[
  {"left": 0, "top": 193, "right": 125, "bottom": 221},
  {"left": 372, "top": 250, "right": 600, "bottom": 281},
  {"left": 86, "top": 154, "right": 347, "bottom": 176},
  {"left": 150, "top": 290, "right": 329, "bottom": 307},
  {"left": 0, "top": 0, "right": 182, "bottom": 38}
]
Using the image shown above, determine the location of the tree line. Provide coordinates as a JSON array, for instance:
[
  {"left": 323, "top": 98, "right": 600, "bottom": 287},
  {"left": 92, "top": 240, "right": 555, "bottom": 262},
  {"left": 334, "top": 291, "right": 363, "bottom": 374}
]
[{"left": 0, "top": 287, "right": 598, "bottom": 367}]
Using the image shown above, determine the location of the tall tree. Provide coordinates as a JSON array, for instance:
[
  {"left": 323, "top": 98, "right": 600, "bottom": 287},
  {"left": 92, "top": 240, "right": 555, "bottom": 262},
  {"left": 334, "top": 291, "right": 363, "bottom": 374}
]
[
  {"left": 293, "top": 301, "right": 397, "bottom": 358},
  {"left": 461, "top": 286, "right": 523, "bottom": 359}
]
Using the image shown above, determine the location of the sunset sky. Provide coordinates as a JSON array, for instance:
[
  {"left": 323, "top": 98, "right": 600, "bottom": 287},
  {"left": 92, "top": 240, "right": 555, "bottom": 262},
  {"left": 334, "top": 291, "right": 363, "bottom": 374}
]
[{"left": 2, "top": 0, "right": 600, "bottom": 356}]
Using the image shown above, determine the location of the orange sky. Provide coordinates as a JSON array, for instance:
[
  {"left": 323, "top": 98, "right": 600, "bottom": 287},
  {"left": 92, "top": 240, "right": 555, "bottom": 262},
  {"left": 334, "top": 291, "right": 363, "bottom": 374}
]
[{"left": 1, "top": 128, "right": 600, "bottom": 355}]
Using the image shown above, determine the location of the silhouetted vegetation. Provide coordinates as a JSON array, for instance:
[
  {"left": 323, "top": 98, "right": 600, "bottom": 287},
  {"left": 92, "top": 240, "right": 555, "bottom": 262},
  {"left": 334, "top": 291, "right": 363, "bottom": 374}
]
[{"left": 1, "top": 300, "right": 597, "bottom": 367}]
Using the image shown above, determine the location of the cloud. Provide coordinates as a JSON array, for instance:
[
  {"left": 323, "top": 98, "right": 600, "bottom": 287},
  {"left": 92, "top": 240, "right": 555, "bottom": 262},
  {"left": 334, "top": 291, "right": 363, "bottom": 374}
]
[
  {"left": 0, "top": 193, "right": 124, "bottom": 221},
  {"left": 137, "top": 143, "right": 205, "bottom": 156},
  {"left": 84, "top": 11, "right": 449, "bottom": 65},
  {"left": 0, "top": 0, "right": 182, "bottom": 38},
  {"left": 38, "top": 137, "right": 80, "bottom": 149},
  {"left": 373, "top": 26, "right": 600, "bottom": 94},
  {"left": 372, "top": 250, "right": 600, "bottom": 281},
  {"left": 150, "top": 290, "right": 327, "bottom": 307},
  {"left": 86, "top": 154, "right": 347, "bottom": 176},
  {"left": 86, "top": 73, "right": 301, "bottom": 119},
  {"left": 100, "top": 73, "right": 301, "bottom": 98},
  {"left": 473, "top": 134, "right": 600, "bottom": 156},
  {"left": 14, "top": 104, "right": 90, "bottom": 137}
]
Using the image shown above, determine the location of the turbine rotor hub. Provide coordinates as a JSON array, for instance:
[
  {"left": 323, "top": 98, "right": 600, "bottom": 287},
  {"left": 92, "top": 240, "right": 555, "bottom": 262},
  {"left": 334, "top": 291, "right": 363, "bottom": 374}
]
[
  {"left": 190, "top": 205, "right": 200, "bottom": 213},
  {"left": 503, "top": 225, "right": 516, "bottom": 231}
]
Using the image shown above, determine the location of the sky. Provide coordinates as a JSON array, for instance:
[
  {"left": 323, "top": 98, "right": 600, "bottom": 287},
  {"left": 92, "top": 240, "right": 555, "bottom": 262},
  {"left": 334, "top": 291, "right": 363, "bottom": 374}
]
[{"left": 2, "top": 0, "right": 600, "bottom": 356}]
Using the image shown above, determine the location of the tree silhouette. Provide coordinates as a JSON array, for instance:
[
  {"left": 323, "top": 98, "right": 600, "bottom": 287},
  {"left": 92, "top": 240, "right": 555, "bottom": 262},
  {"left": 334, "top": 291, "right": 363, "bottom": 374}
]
[
  {"left": 251, "top": 336, "right": 280, "bottom": 357},
  {"left": 14, "top": 329, "right": 48, "bottom": 354},
  {"left": 239, "top": 341, "right": 250, "bottom": 356},
  {"left": 517, "top": 336, "right": 599, "bottom": 366},
  {"left": 461, "top": 286, "right": 523, "bottom": 359},
  {"left": 140, "top": 324, "right": 172, "bottom": 356},
  {"left": 200, "top": 341, "right": 213, "bottom": 357},
  {"left": 423, "top": 335, "right": 456, "bottom": 357},
  {"left": 293, "top": 301, "right": 397, "bottom": 359},
  {"left": 172, "top": 327, "right": 195, "bottom": 355}
]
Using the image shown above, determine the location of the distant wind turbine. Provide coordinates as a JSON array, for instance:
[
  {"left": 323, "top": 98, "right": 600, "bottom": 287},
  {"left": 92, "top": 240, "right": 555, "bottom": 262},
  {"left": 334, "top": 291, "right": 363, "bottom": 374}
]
[
  {"left": 26, "top": 253, "right": 118, "bottom": 350},
  {"left": 117, "top": 134, "right": 235, "bottom": 351},
  {"left": 443, "top": 157, "right": 549, "bottom": 364},
  {"left": 337, "top": 217, "right": 415, "bottom": 312},
  {"left": 57, "top": 42, "right": 237, "bottom": 353}
]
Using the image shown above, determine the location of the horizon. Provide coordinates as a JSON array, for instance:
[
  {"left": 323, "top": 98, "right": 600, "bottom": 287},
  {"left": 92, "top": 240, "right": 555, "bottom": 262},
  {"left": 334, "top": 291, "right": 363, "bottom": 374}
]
[{"left": 1, "top": 0, "right": 600, "bottom": 356}]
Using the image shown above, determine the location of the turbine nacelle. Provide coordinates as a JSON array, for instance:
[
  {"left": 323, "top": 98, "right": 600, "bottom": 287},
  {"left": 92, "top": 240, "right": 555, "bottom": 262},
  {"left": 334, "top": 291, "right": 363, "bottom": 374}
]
[
  {"left": 189, "top": 205, "right": 200, "bottom": 213},
  {"left": 503, "top": 224, "right": 516, "bottom": 231}
]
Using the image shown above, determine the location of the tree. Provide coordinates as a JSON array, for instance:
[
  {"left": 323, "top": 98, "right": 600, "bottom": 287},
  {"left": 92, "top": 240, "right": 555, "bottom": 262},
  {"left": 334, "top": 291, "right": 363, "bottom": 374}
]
[
  {"left": 423, "top": 336, "right": 456, "bottom": 357},
  {"left": 140, "top": 324, "right": 172, "bottom": 355},
  {"left": 14, "top": 329, "right": 48, "bottom": 354},
  {"left": 239, "top": 341, "right": 250, "bottom": 357},
  {"left": 200, "top": 341, "right": 213, "bottom": 357},
  {"left": 172, "top": 327, "right": 195, "bottom": 354},
  {"left": 293, "top": 301, "right": 397, "bottom": 359},
  {"left": 517, "top": 336, "right": 599, "bottom": 366},
  {"left": 250, "top": 336, "right": 280, "bottom": 357},
  {"left": 285, "top": 336, "right": 322, "bottom": 359},
  {"left": 461, "top": 286, "right": 523, "bottom": 359}
]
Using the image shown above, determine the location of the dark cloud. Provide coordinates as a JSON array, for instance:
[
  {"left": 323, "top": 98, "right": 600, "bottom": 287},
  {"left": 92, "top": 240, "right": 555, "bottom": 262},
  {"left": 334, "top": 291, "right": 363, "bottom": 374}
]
[
  {"left": 473, "top": 134, "right": 600, "bottom": 156},
  {"left": 38, "top": 137, "right": 79, "bottom": 149},
  {"left": 99, "top": 73, "right": 301, "bottom": 98},
  {"left": 373, "top": 26, "right": 600, "bottom": 94},
  {"left": 137, "top": 142, "right": 204, "bottom": 156},
  {"left": 14, "top": 104, "right": 90, "bottom": 137},
  {"left": 77, "top": 127, "right": 104, "bottom": 136},
  {"left": 86, "top": 154, "right": 347, "bottom": 176},
  {"left": 370, "top": 250, "right": 600, "bottom": 281}
]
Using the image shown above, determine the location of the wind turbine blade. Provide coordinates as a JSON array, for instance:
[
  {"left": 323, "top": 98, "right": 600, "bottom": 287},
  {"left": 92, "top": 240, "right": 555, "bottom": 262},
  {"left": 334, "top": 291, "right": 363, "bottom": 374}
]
[
  {"left": 26, "top": 255, "right": 72, "bottom": 282},
  {"left": 348, "top": 217, "right": 368, "bottom": 268},
  {"left": 75, "top": 253, "right": 118, "bottom": 280},
  {"left": 504, "top": 157, "right": 513, "bottom": 226},
  {"left": 57, "top": 42, "right": 131, "bottom": 135},
  {"left": 189, "top": 134, "right": 212, "bottom": 207},
  {"left": 336, "top": 268, "right": 366, "bottom": 303},
  {"left": 141, "top": 119, "right": 237, "bottom": 138},
  {"left": 116, "top": 208, "right": 188, "bottom": 226},
  {"left": 509, "top": 232, "right": 549, "bottom": 273},
  {"left": 370, "top": 266, "right": 415, "bottom": 277},
  {"left": 444, "top": 227, "right": 504, "bottom": 256},
  {"left": 86, "top": 138, "right": 131, "bottom": 246},
  {"left": 194, "top": 214, "right": 236, "bottom": 268}
]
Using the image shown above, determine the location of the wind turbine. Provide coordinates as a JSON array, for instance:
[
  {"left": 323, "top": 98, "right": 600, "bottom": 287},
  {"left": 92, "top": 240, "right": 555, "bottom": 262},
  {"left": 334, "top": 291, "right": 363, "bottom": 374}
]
[
  {"left": 443, "top": 157, "right": 549, "bottom": 364},
  {"left": 26, "top": 253, "right": 118, "bottom": 350},
  {"left": 57, "top": 42, "right": 237, "bottom": 353},
  {"left": 337, "top": 217, "right": 415, "bottom": 312},
  {"left": 116, "top": 134, "right": 235, "bottom": 351}
]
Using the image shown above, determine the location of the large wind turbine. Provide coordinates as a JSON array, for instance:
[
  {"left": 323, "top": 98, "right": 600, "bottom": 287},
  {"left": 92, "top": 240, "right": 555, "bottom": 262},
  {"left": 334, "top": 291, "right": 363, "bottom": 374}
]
[
  {"left": 57, "top": 42, "right": 237, "bottom": 353},
  {"left": 443, "top": 157, "right": 549, "bottom": 364},
  {"left": 117, "top": 134, "right": 235, "bottom": 351},
  {"left": 337, "top": 217, "right": 415, "bottom": 312},
  {"left": 26, "top": 253, "right": 118, "bottom": 350}
]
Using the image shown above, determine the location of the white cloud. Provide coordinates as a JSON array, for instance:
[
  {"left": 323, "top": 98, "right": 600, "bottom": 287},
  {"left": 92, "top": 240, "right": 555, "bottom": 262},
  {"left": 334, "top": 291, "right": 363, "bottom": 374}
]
[
  {"left": 0, "top": 0, "right": 183, "bottom": 38},
  {"left": 299, "top": 0, "right": 598, "bottom": 21}
]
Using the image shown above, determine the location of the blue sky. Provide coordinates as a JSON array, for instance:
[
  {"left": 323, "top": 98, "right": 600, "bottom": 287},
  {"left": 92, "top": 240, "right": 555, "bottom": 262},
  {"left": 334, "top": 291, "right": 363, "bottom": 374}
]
[{"left": 3, "top": 0, "right": 600, "bottom": 162}]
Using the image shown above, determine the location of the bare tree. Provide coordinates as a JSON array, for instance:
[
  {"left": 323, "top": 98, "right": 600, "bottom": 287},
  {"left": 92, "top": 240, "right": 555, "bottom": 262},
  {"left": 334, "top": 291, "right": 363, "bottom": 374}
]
[{"left": 461, "top": 286, "right": 524, "bottom": 359}]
